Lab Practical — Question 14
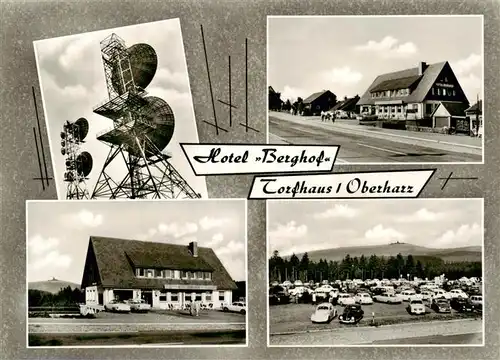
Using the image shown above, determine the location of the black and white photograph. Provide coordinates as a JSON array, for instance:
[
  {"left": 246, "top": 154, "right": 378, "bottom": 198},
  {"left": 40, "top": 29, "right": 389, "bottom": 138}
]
[
  {"left": 267, "top": 15, "right": 484, "bottom": 164},
  {"left": 267, "top": 199, "right": 484, "bottom": 346},
  {"left": 27, "top": 199, "right": 247, "bottom": 347},
  {"left": 34, "top": 18, "right": 207, "bottom": 200}
]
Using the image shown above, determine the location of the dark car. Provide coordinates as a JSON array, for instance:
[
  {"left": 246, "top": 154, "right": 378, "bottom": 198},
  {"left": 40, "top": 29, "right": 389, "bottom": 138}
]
[
  {"left": 450, "top": 298, "right": 476, "bottom": 313},
  {"left": 431, "top": 298, "right": 451, "bottom": 313},
  {"left": 269, "top": 286, "right": 290, "bottom": 305},
  {"left": 339, "top": 304, "right": 364, "bottom": 324}
]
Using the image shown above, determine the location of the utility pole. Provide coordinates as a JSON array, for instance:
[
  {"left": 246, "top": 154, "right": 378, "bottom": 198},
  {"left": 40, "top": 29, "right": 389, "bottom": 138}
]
[{"left": 475, "top": 93, "right": 480, "bottom": 136}]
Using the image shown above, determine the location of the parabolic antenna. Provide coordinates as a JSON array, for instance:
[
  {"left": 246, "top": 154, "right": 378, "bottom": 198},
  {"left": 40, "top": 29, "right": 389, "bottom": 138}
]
[
  {"left": 74, "top": 117, "right": 89, "bottom": 141},
  {"left": 111, "top": 43, "right": 158, "bottom": 95},
  {"left": 75, "top": 151, "right": 93, "bottom": 177},
  {"left": 138, "top": 96, "right": 175, "bottom": 156}
]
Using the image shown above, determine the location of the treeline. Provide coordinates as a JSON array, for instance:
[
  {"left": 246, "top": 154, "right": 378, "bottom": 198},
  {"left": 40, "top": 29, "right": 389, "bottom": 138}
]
[
  {"left": 29, "top": 286, "right": 84, "bottom": 307},
  {"left": 269, "top": 250, "right": 482, "bottom": 283}
]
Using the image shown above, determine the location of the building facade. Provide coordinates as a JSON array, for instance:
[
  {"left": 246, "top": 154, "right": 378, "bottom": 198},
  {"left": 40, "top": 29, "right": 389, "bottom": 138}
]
[
  {"left": 268, "top": 86, "right": 283, "bottom": 111},
  {"left": 357, "top": 62, "right": 470, "bottom": 128},
  {"left": 302, "top": 90, "right": 337, "bottom": 116},
  {"left": 81, "top": 236, "right": 238, "bottom": 309},
  {"left": 465, "top": 100, "right": 483, "bottom": 136}
]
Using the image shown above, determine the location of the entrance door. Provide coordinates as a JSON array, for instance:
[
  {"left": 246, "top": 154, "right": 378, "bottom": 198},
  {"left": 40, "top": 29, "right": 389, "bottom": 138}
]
[{"left": 142, "top": 290, "right": 153, "bottom": 306}]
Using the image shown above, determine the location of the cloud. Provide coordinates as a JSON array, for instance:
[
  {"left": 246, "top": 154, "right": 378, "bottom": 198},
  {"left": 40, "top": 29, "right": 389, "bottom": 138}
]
[
  {"left": 27, "top": 235, "right": 72, "bottom": 274},
  {"left": 158, "top": 222, "right": 198, "bottom": 238},
  {"left": 354, "top": 36, "right": 417, "bottom": 58},
  {"left": 75, "top": 210, "right": 103, "bottom": 227},
  {"left": 58, "top": 36, "right": 95, "bottom": 70},
  {"left": 451, "top": 53, "right": 481, "bottom": 75},
  {"left": 364, "top": 224, "right": 406, "bottom": 242},
  {"left": 216, "top": 240, "right": 245, "bottom": 256},
  {"left": 280, "top": 85, "right": 306, "bottom": 103},
  {"left": 206, "top": 233, "right": 224, "bottom": 248},
  {"left": 30, "top": 250, "right": 72, "bottom": 271},
  {"left": 396, "top": 208, "right": 445, "bottom": 223},
  {"left": 313, "top": 204, "right": 359, "bottom": 219},
  {"left": 28, "top": 235, "right": 59, "bottom": 256},
  {"left": 433, "top": 223, "right": 482, "bottom": 248},
  {"left": 154, "top": 68, "right": 190, "bottom": 93},
  {"left": 199, "top": 216, "right": 231, "bottom": 230},
  {"left": 323, "top": 67, "right": 363, "bottom": 85},
  {"left": 269, "top": 221, "right": 307, "bottom": 240}
]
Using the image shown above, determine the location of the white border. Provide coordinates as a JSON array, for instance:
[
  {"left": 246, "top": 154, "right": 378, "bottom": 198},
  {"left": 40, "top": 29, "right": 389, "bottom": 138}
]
[
  {"left": 266, "top": 198, "right": 485, "bottom": 347},
  {"left": 25, "top": 198, "right": 248, "bottom": 348},
  {"left": 266, "top": 15, "right": 485, "bottom": 165},
  {"left": 33, "top": 17, "right": 206, "bottom": 200}
]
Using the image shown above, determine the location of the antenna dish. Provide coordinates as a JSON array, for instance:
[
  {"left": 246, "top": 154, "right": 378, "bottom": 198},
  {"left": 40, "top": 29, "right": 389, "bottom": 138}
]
[
  {"left": 111, "top": 43, "right": 158, "bottom": 95},
  {"left": 74, "top": 117, "right": 89, "bottom": 141},
  {"left": 138, "top": 96, "right": 175, "bottom": 156},
  {"left": 75, "top": 151, "right": 93, "bottom": 177}
]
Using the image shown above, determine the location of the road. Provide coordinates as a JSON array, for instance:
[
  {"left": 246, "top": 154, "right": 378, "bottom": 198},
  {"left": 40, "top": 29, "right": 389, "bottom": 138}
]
[
  {"left": 270, "top": 318, "right": 483, "bottom": 346},
  {"left": 269, "top": 115, "right": 482, "bottom": 163}
]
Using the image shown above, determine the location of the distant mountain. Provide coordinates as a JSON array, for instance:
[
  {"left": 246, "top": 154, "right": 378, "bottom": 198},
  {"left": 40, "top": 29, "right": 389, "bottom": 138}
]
[
  {"left": 283, "top": 242, "right": 481, "bottom": 263},
  {"left": 28, "top": 277, "right": 80, "bottom": 294}
]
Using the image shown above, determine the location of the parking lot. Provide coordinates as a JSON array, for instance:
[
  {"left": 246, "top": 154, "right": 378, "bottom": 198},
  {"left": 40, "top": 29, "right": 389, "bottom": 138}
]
[{"left": 270, "top": 300, "right": 480, "bottom": 334}]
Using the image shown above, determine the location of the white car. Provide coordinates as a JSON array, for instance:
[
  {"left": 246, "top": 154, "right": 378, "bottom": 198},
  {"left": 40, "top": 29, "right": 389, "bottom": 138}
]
[
  {"left": 289, "top": 286, "right": 311, "bottom": 296},
  {"left": 282, "top": 281, "right": 292, "bottom": 288},
  {"left": 125, "top": 299, "right": 151, "bottom": 313},
  {"left": 449, "top": 289, "right": 469, "bottom": 299},
  {"left": 406, "top": 299, "right": 426, "bottom": 315},
  {"left": 222, "top": 301, "right": 246, "bottom": 315},
  {"left": 420, "top": 290, "right": 434, "bottom": 302},
  {"left": 318, "top": 285, "right": 334, "bottom": 293},
  {"left": 469, "top": 295, "right": 483, "bottom": 306},
  {"left": 398, "top": 290, "right": 423, "bottom": 302},
  {"left": 432, "top": 289, "right": 452, "bottom": 300},
  {"left": 337, "top": 293, "right": 356, "bottom": 306},
  {"left": 105, "top": 300, "right": 131, "bottom": 313},
  {"left": 310, "top": 303, "right": 337, "bottom": 323},
  {"left": 374, "top": 292, "right": 402, "bottom": 304},
  {"left": 354, "top": 293, "right": 373, "bottom": 305},
  {"left": 293, "top": 280, "right": 303, "bottom": 287}
]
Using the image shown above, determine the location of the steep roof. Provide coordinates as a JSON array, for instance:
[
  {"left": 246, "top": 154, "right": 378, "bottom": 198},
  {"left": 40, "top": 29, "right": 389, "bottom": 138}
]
[
  {"left": 370, "top": 75, "right": 422, "bottom": 93},
  {"left": 329, "top": 95, "right": 360, "bottom": 111},
  {"left": 434, "top": 102, "right": 469, "bottom": 117},
  {"left": 303, "top": 90, "right": 334, "bottom": 104},
  {"left": 465, "top": 100, "right": 482, "bottom": 114},
  {"left": 357, "top": 62, "right": 448, "bottom": 105},
  {"left": 83, "top": 236, "right": 237, "bottom": 290}
]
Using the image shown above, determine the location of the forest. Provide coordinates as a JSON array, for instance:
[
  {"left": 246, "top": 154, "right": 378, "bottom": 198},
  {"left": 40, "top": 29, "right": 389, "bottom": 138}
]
[{"left": 268, "top": 250, "right": 482, "bottom": 283}]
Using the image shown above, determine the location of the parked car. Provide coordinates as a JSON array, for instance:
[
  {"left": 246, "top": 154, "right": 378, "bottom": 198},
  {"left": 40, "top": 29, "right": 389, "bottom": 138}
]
[
  {"left": 432, "top": 288, "right": 452, "bottom": 300},
  {"left": 105, "top": 300, "right": 131, "bottom": 313},
  {"left": 406, "top": 299, "right": 426, "bottom": 315},
  {"left": 223, "top": 301, "right": 246, "bottom": 315},
  {"left": 420, "top": 290, "right": 434, "bottom": 302},
  {"left": 373, "top": 292, "right": 402, "bottom": 304},
  {"left": 399, "top": 290, "right": 422, "bottom": 302},
  {"left": 354, "top": 293, "right": 373, "bottom": 305},
  {"left": 310, "top": 302, "right": 337, "bottom": 323},
  {"left": 293, "top": 280, "right": 304, "bottom": 287},
  {"left": 337, "top": 293, "right": 356, "bottom": 306},
  {"left": 289, "top": 286, "right": 312, "bottom": 296},
  {"left": 125, "top": 299, "right": 151, "bottom": 313},
  {"left": 450, "top": 298, "right": 476, "bottom": 313},
  {"left": 469, "top": 295, "right": 483, "bottom": 307},
  {"left": 431, "top": 298, "right": 451, "bottom": 313},
  {"left": 339, "top": 304, "right": 364, "bottom": 324},
  {"left": 449, "top": 289, "right": 469, "bottom": 299}
]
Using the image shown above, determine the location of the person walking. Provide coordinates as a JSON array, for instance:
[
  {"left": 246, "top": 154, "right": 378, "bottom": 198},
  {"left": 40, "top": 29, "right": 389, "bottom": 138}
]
[{"left": 312, "top": 292, "right": 317, "bottom": 305}]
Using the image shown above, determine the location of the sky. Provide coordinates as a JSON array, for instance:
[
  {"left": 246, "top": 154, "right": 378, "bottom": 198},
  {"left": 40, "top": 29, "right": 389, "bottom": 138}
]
[
  {"left": 268, "top": 16, "right": 483, "bottom": 104},
  {"left": 27, "top": 200, "right": 246, "bottom": 284},
  {"left": 268, "top": 199, "right": 482, "bottom": 257},
  {"left": 34, "top": 18, "right": 207, "bottom": 199}
]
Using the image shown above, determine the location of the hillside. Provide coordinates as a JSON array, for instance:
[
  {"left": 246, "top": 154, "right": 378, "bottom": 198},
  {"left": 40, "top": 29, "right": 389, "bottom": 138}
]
[
  {"left": 28, "top": 277, "right": 80, "bottom": 294},
  {"left": 285, "top": 242, "right": 481, "bottom": 263}
]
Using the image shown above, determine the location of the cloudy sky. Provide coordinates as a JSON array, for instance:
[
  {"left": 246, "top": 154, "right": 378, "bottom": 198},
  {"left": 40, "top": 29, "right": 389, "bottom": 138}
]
[
  {"left": 27, "top": 200, "right": 246, "bottom": 284},
  {"left": 34, "top": 18, "right": 207, "bottom": 199},
  {"left": 268, "top": 199, "right": 482, "bottom": 257},
  {"left": 268, "top": 16, "right": 482, "bottom": 104}
]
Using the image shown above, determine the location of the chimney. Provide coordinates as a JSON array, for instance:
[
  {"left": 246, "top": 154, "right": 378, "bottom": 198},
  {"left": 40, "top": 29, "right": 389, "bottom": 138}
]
[
  {"left": 418, "top": 61, "right": 428, "bottom": 75},
  {"left": 188, "top": 241, "right": 198, "bottom": 257}
]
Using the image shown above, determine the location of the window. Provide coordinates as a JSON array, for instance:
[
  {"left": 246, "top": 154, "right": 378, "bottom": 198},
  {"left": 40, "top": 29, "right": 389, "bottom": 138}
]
[
  {"left": 426, "top": 104, "right": 433, "bottom": 114},
  {"left": 195, "top": 293, "right": 202, "bottom": 301},
  {"left": 163, "top": 270, "right": 173, "bottom": 279},
  {"left": 219, "top": 292, "right": 225, "bottom": 301},
  {"left": 452, "top": 90, "right": 456, "bottom": 96},
  {"left": 397, "top": 106, "right": 402, "bottom": 113},
  {"left": 171, "top": 293, "right": 179, "bottom": 302},
  {"left": 159, "top": 291, "right": 167, "bottom": 302},
  {"left": 204, "top": 272, "right": 212, "bottom": 280},
  {"left": 146, "top": 269, "right": 154, "bottom": 278},
  {"left": 444, "top": 77, "right": 448, "bottom": 82},
  {"left": 136, "top": 268, "right": 144, "bottom": 277},
  {"left": 431, "top": 88, "right": 435, "bottom": 95},
  {"left": 181, "top": 271, "right": 187, "bottom": 279},
  {"left": 188, "top": 271, "right": 195, "bottom": 279},
  {"left": 155, "top": 269, "right": 162, "bottom": 278},
  {"left": 196, "top": 271, "right": 203, "bottom": 279},
  {"left": 205, "top": 292, "right": 212, "bottom": 301}
]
